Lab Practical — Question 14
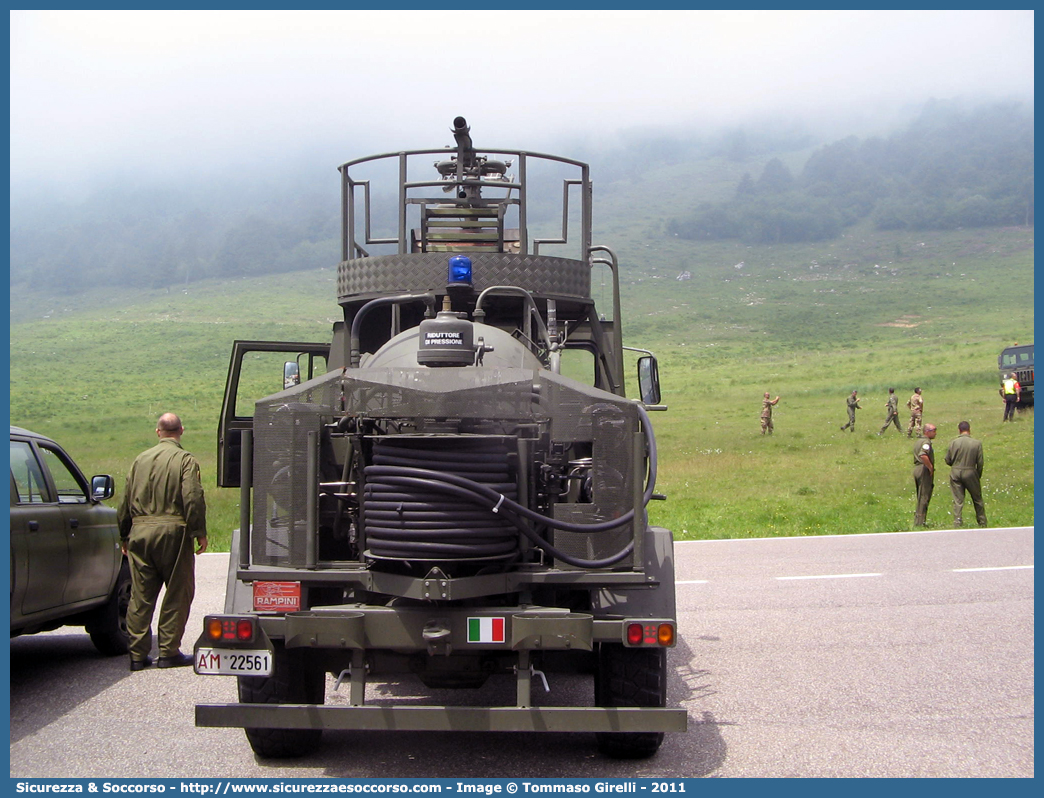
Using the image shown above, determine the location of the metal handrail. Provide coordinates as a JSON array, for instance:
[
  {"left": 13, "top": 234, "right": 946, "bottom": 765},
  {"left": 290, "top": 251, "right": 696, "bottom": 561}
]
[{"left": 340, "top": 147, "right": 592, "bottom": 261}]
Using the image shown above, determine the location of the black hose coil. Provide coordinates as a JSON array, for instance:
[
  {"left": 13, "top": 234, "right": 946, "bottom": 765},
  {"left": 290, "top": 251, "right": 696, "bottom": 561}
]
[
  {"left": 363, "top": 438, "right": 520, "bottom": 561},
  {"left": 361, "top": 404, "right": 658, "bottom": 570}
]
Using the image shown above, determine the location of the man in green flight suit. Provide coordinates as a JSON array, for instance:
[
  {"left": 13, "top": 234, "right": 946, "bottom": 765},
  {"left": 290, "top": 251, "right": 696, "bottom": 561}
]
[
  {"left": 944, "top": 421, "right": 987, "bottom": 527},
  {"left": 840, "top": 389, "right": 861, "bottom": 432},
  {"left": 118, "top": 413, "right": 208, "bottom": 671},
  {"left": 912, "top": 423, "right": 937, "bottom": 528},
  {"left": 879, "top": 387, "right": 901, "bottom": 434}
]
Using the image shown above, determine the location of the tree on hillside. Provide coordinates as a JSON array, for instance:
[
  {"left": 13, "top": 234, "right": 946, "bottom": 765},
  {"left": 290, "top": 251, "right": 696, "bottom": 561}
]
[
  {"left": 756, "top": 158, "right": 795, "bottom": 194},
  {"left": 724, "top": 129, "right": 749, "bottom": 162},
  {"left": 735, "top": 173, "right": 756, "bottom": 198},
  {"left": 216, "top": 216, "right": 297, "bottom": 277}
]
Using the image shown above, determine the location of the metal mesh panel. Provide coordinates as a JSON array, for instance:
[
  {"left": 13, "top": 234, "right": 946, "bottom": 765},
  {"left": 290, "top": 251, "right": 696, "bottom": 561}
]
[
  {"left": 340, "top": 368, "right": 545, "bottom": 423},
  {"left": 251, "top": 378, "right": 341, "bottom": 567},
  {"left": 248, "top": 366, "right": 639, "bottom": 570},
  {"left": 543, "top": 377, "right": 637, "bottom": 569},
  {"left": 338, "top": 253, "right": 591, "bottom": 303}
]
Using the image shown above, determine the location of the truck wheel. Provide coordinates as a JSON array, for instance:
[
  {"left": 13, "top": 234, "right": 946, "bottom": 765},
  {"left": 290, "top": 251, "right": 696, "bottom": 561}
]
[
  {"left": 238, "top": 642, "right": 325, "bottom": 758},
  {"left": 86, "top": 560, "right": 131, "bottom": 656},
  {"left": 594, "top": 644, "right": 667, "bottom": 759}
]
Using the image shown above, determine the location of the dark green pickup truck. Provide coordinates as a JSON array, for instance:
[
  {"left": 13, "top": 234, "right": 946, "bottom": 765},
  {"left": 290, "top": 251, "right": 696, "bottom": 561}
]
[{"left": 9, "top": 426, "right": 131, "bottom": 655}]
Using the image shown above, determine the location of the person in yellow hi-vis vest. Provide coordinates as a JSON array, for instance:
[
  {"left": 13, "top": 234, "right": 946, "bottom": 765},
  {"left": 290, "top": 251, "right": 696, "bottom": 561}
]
[
  {"left": 1000, "top": 373, "right": 1021, "bottom": 422},
  {"left": 118, "top": 413, "right": 208, "bottom": 672}
]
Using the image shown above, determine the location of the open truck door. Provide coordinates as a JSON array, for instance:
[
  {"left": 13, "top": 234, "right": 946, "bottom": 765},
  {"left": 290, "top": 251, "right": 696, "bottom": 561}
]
[{"left": 218, "top": 340, "right": 331, "bottom": 488}]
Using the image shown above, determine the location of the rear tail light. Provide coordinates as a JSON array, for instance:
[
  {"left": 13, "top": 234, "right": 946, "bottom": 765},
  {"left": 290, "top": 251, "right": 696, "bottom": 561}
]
[
  {"left": 204, "top": 615, "right": 258, "bottom": 644},
  {"left": 624, "top": 621, "right": 676, "bottom": 647},
  {"left": 657, "top": 623, "right": 675, "bottom": 646},
  {"left": 206, "top": 617, "right": 223, "bottom": 640},
  {"left": 627, "top": 623, "right": 644, "bottom": 645}
]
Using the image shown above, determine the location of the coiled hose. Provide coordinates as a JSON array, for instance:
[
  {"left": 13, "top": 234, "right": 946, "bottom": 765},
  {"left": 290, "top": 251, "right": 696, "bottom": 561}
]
[
  {"left": 363, "top": 438, "right": 520, "bottom": 560},
  {"left": 362, "top": 404, "right": 658, "bottom": 570}
]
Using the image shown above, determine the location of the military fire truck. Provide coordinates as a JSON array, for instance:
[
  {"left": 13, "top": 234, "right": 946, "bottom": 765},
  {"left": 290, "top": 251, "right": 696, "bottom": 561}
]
[{"left": 194, "top": 118, "right": 685, "bottom": 759}]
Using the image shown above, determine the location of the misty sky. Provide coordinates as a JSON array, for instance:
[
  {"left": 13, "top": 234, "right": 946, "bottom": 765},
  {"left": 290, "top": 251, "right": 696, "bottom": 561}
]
[{"left": 9, "top": 9, "right": 1034, "bottom": 185}]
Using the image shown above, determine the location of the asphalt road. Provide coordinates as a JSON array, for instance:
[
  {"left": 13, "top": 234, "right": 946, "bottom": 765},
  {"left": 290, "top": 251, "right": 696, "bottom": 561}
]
[{"left": 9, "top": 526, "right": 1034, "bottom": 779}]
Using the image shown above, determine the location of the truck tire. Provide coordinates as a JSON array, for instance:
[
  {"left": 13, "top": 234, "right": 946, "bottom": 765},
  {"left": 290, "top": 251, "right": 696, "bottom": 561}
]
[
  {"left": 86, "top": 560, "right": 131, "bottom": 656},
  {"left": 238, "top": 642, "right": 325, "bottom": 758},
  {"left": 594, "top": 644, "right": 667, "bottom": 759}
]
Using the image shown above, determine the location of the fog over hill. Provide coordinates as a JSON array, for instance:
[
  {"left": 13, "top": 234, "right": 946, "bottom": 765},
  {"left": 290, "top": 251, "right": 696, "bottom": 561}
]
[
  {"left": 10, "top": 97, "right": 1033, "bottom": 299},
  {"left": 11, "top": 11, "right": 1032, "bottom": 183},
  {"left": 9, "top": 10, "right": 1033, "bottom": 299}
]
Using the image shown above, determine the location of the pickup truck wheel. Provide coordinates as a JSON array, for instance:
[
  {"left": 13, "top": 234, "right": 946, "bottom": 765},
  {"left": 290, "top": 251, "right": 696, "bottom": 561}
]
[
  {"left": 86, "top": 560, "right": 131, "bottom": 656},
  {"left": 238, "top": 643, "right": 325, "bottom": 758},
  {"left": 594, "top": 644, "right": 667, "bottom": 759}
]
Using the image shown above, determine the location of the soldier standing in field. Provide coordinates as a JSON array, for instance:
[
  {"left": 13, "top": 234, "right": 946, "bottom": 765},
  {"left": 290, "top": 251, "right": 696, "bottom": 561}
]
[
  {"left": 118, "top": 413, "right": 209, "bottom": 671},
  {"left": 906, "top": 387, "right": 924, "bottom": 437},
  {"left": 879, "top": 387, "right": 901, "bottom": 435},
  {"left": 1000, "top": 373, "right": 1021, "bottom": 422},
  {"left": 912, "top": 423, "right": 937, "bottom": 527},
  {"left": 944, "top": 421, "right": 987, "bottom": 527},
  {"left": 761, "top": 392, "right": 781, "bottom": 435},
  {"left": 840, "top": 389, "right": 861, "bottom": 432}
]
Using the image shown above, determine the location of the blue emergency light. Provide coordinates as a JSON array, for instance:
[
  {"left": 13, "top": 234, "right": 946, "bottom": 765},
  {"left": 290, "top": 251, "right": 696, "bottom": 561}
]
[{"left": 447, "top": 255, "right": 473, "bottom": 286}]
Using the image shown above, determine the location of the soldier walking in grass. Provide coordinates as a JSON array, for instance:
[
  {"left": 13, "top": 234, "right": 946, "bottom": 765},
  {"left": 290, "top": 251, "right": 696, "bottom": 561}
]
[
  {"left": 912, "top": 423, "right": 937, "bottom": 527},
  {"left": 879, "top": 387, "right": 901, "bottom": 435},
  {"left": 944, "top": 421, "right": 987, "bottom": 528},
  {"left": 761, "top": 392, "right": 781, "bottom": 435},
  {"left": 906, "top": 387, "right": 924, "bottom": 437},
  {"left": 840, "top": 389, "right": 861, "bottom": 432}
]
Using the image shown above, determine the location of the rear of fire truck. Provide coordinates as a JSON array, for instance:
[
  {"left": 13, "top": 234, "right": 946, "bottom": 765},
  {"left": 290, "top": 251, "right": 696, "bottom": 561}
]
[{"left": 194, "top": 118, "right": 686, "bottom": 759}]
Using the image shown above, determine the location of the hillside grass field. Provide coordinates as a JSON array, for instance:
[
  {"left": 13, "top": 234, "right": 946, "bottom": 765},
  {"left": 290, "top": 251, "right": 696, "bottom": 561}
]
[{"left": 9, "top": 221, "right": 1033, "bottom": 551}]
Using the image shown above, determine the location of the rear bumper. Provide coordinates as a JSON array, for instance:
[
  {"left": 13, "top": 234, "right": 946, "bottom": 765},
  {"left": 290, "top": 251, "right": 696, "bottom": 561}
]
[
  {"left": 196, "top": 703, "right": 688, "bottom": 733},
  {"left": 194, "top": 605, "right": 685, "bottom": 735},
  {"left": 200, "top": 605, "right": 676, "bottom": 653}
]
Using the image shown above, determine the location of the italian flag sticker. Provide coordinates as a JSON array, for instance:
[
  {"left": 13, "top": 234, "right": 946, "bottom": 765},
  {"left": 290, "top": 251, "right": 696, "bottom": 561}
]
[{"left": 468, "top": 617, "right": 506, "bottom": 644}]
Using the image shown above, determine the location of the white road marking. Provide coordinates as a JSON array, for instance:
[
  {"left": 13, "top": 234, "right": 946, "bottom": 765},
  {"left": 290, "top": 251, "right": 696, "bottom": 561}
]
[
  {"left": 952, "top": 565, "right": 1034, "bottom": 572},
  {"left": 668, "top": 566, "right": 1032, "bottom": 585},
  {"left": 776, "top": 572, "right": 883, "bottom": 581},
  {"left": 674, "top": 526, "right": 1034, "bottom": 544}
]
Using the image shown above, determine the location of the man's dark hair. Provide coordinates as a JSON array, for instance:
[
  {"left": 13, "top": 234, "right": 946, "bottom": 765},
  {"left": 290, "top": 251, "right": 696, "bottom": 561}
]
[{"left": 958, "top": 421, "right": 971, "bottom": 433}]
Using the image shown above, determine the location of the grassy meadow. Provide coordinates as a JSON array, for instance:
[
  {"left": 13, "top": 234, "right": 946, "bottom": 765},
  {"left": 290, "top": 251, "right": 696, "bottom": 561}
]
[
  {"left": 8, "top": 223, "right": 1034, "bottom": 550},
  {"left": 607, "top": 222, "right": 1034, "bottom": 537}
]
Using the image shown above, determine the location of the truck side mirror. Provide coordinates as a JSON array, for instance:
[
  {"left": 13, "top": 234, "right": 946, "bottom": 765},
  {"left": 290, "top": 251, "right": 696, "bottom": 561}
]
[
  {"left": 283, "top": 361, "right": 301, "bottom": 389},
  {"left": 638, "top": 355, "right": 661, "bottom": 406},
  {"left": 91, "top": 474, "right": 115, "bottom": 502}
]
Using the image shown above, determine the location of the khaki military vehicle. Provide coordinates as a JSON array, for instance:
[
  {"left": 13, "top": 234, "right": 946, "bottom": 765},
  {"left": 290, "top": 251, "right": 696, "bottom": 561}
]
[
  {"left": 194, "top": 118, "right": 685, "bottom": 759},
  {"left": 999, "top": 343, "right": 1034, "bottom": 408}
]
